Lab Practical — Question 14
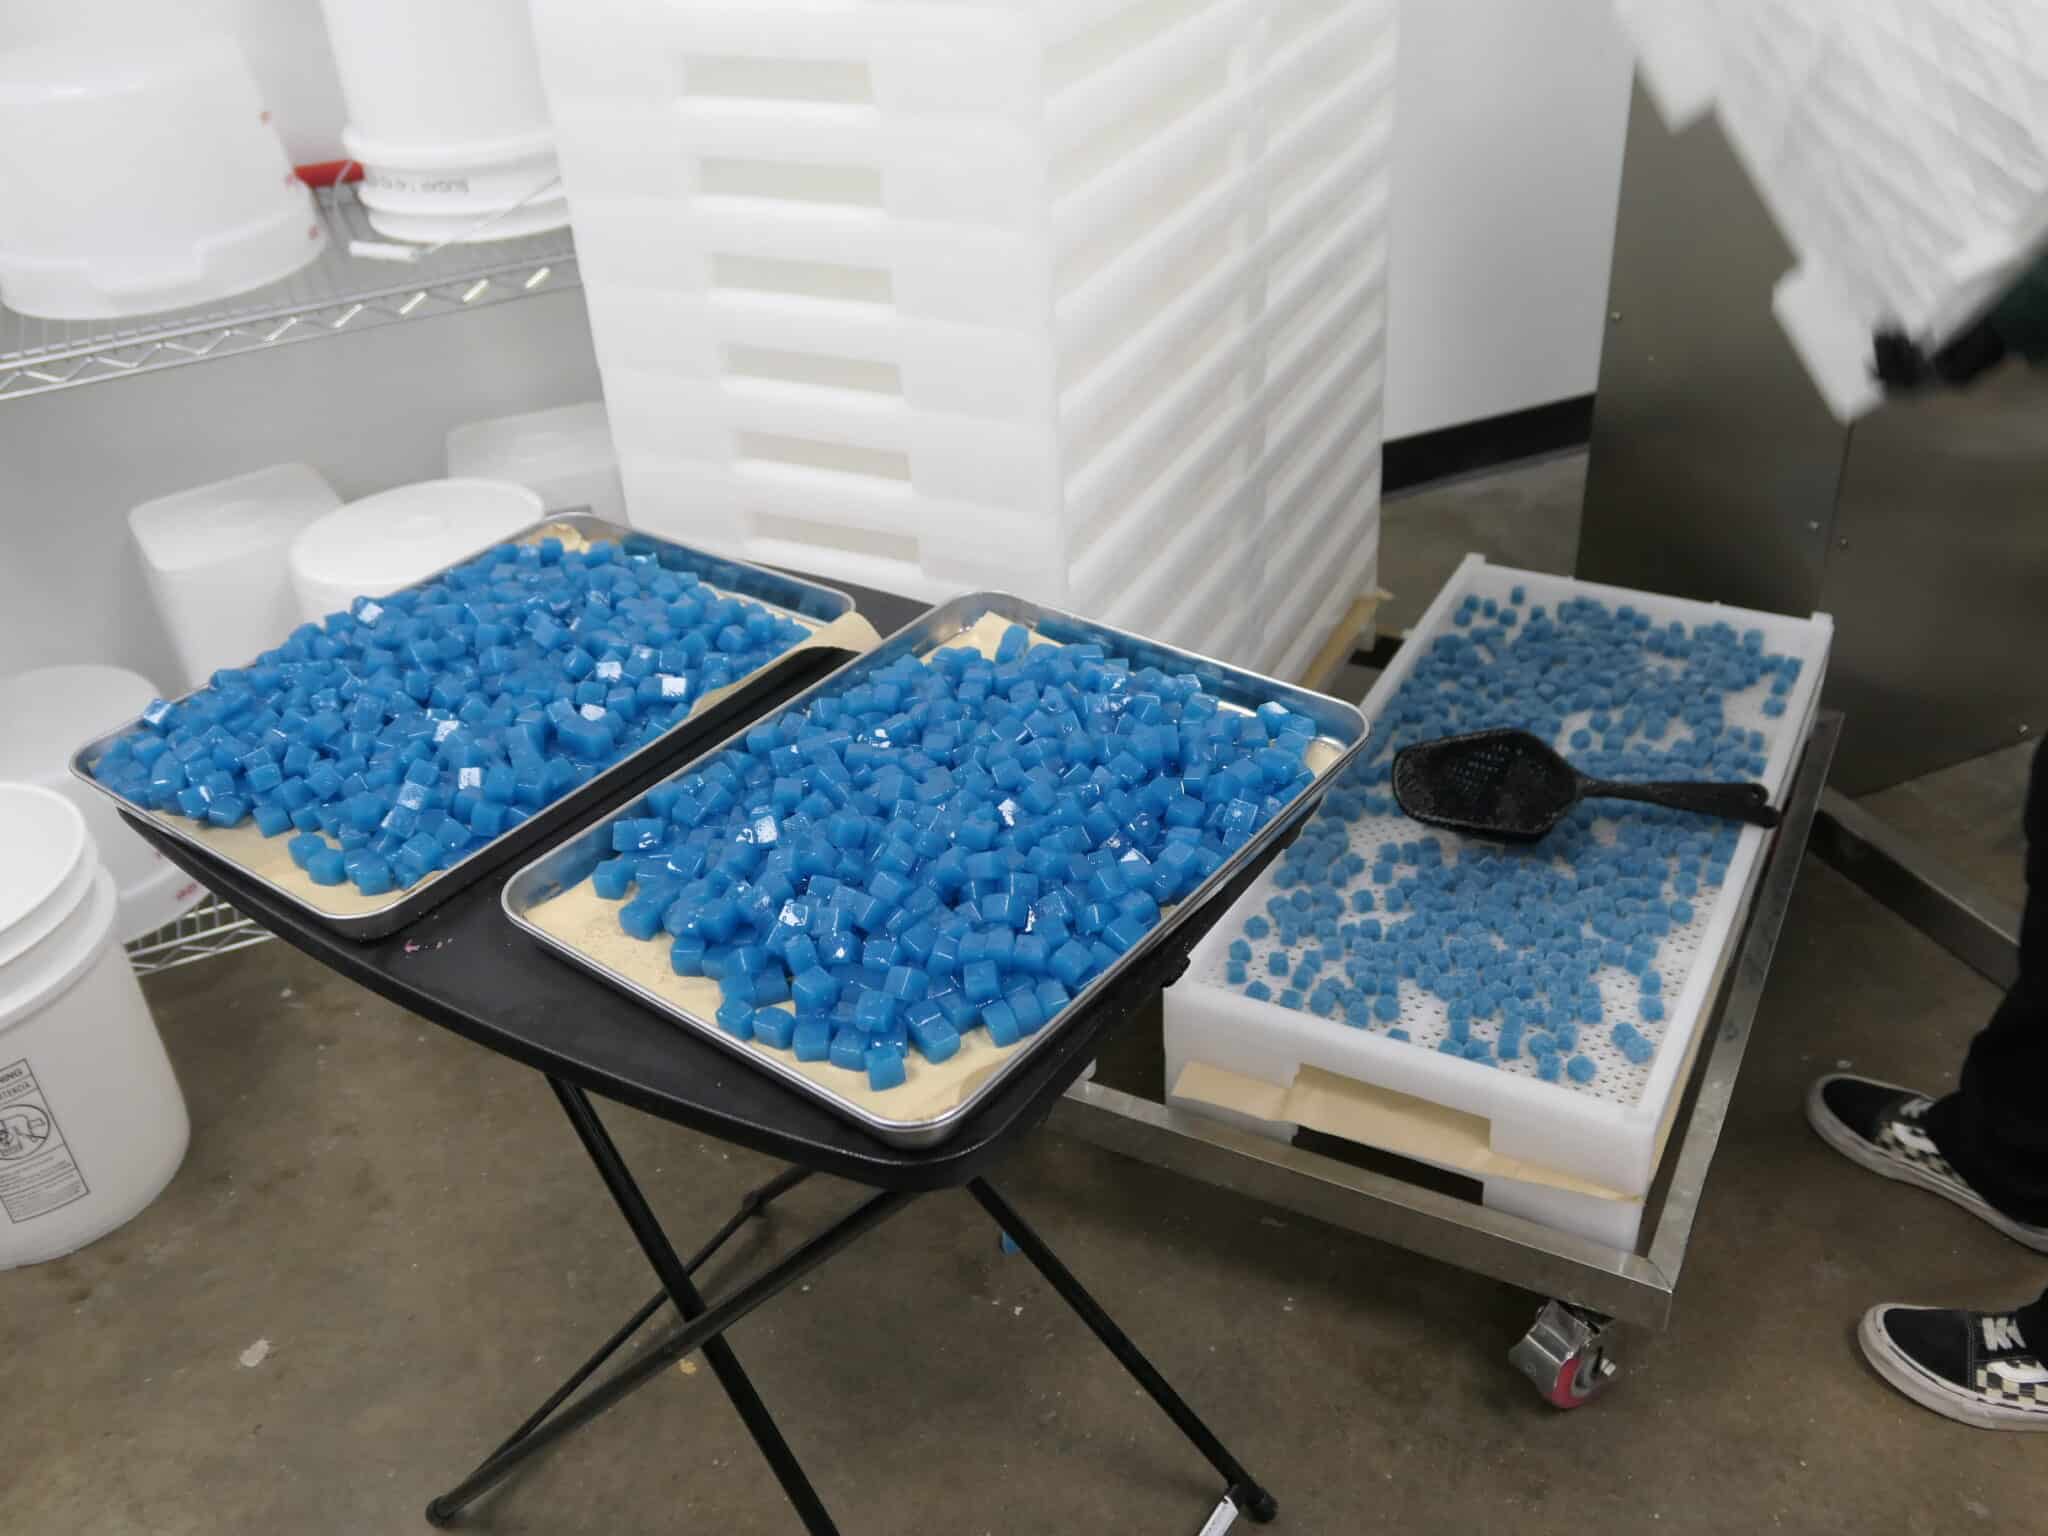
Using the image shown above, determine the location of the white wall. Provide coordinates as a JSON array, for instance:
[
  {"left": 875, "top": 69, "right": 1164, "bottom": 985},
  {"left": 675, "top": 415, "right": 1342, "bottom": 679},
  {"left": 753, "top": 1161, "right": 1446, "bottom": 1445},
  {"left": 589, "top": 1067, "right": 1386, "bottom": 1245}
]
[
  {"left": 1386, "top": 0, "right": 1634, "bottom": 439},
  {"left": 0, "top": 295, "right": 603, "bottom": 686}
]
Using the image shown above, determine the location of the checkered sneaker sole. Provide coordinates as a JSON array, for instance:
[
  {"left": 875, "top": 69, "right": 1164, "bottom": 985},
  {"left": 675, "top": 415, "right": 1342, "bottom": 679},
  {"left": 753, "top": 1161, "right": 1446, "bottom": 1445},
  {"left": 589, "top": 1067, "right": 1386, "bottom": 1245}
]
[
  {"left": 1976, "top": 1362, "right": 2048, "bottom": 1411},
  {"left": 1861, "top": 1308, "right": 2048, "bottom": 1432},
  {"left": 1806, "top": 1076, "right": 2048, "bottom": 1255}
]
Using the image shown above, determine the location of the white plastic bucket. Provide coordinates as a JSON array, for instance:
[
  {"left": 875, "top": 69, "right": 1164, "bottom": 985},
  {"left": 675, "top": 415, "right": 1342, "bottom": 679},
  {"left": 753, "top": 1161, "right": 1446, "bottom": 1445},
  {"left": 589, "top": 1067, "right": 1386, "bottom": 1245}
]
[
  {"left": 0, "top": 3, "right": 349, "bottom": 167},
  {"left": 318, "top": 0, "right": 567, "bottom": 242},
  {"left": 0, "top": 666, "right": 206, "bottom": 942},
  {"left": 0, "top": 784, "right": 189, "bottom": 1270},
  {"left": 0, "top": 783, "right": 88, "bottom": 960},
  {"left": 446, "top": 401, "right": 626, "bottom": 524},
  {"left": 128, "top": 462, "right": 342, "bottom": 691},
  {"left": 289, "top": 477, "right": 546, "bottom": 622},
  {"left": 0, "top": 30, "right": 323, "bottom": 320}
]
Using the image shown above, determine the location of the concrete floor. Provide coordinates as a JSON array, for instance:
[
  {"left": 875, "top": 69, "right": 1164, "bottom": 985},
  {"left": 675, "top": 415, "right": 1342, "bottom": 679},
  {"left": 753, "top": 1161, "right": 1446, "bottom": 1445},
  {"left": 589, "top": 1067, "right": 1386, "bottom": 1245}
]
[
  {"left": 1377, "top": 452, "right": 1587, "bottom": 635},
  {"left": 1863, "top": 741, "right": 2035, "bottom": 915},
  {"left": 9, "top": 456, "right": 2044, "bottom": 1535}
]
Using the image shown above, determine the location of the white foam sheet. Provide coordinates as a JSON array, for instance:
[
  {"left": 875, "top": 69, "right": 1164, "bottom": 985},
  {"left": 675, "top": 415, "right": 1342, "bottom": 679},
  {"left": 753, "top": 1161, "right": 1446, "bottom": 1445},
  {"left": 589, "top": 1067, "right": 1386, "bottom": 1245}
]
[{"left": 1616, "top": 0, "right": 2048, "bottom": 421}]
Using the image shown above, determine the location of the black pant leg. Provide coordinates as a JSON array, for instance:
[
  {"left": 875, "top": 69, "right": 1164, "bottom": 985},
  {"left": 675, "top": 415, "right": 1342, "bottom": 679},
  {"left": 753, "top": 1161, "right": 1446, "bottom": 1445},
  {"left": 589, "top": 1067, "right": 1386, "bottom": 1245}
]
[
  {"left": 2019, "top": 1286, "right": 2048, "bottom": 1346},
  {"left": 1925, "top": 741, "right": 2048, "bottom": 1223}
]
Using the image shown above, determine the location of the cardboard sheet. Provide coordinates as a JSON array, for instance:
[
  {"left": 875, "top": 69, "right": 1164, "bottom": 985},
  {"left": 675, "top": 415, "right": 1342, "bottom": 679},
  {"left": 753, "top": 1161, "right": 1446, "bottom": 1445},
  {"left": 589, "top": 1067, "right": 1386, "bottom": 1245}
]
[
  {"left": 1168, "top": 880, "right": 1741, "bottom": 1202},
  {"left": 1171, "top": 1060, "right": 1639, "bottom": 1201},
  {"left": 527, "top": 611, "right": 1343, "bottom": 1126}
]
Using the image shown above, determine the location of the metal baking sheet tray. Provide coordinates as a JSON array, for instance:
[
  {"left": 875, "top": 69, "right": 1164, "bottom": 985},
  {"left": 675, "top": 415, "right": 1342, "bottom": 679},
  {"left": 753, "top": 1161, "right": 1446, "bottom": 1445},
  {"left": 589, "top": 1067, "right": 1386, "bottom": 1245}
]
[
  {"left": 69, "top": 512, "right": 865, "bottom": 941},
  {"left": 502, "top": 591, "right": 1370, "bottom": 1148}
]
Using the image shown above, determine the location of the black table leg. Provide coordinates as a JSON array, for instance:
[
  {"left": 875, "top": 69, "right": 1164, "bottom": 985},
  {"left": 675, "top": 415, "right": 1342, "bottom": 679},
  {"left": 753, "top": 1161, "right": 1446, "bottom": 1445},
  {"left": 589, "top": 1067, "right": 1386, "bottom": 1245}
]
[
  {"left": 426, "top": 1081, "right": 912, "bottom": 1532},
  {"left": 545, "top": 1080, "right": 841, "bottom": 1533},
  {"left": 478, "top": 1163, "right": 815, "bottom": 1471},
  {"left": 424, "top": 1092, "right": 1268, "bottom": 1531},
  {"left": 968, "top": 1178, "right": 1279, "bottom": 1525}
]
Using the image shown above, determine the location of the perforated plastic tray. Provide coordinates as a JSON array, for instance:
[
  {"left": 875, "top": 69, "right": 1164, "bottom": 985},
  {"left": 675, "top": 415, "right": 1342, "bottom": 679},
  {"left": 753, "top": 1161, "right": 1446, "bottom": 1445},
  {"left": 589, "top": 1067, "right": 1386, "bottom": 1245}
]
[{"left": 1163, "top": 556, "right": 1834, "bottom": 1197}]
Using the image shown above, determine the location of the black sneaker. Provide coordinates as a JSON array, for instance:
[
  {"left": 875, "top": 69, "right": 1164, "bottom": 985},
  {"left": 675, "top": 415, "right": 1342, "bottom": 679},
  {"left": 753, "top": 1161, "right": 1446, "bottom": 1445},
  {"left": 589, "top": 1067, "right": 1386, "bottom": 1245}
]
[
  {"left": 1805, "top": 1074, "right": 2048, "bottom": 1253},
  {"left": 1860, "top": 1304, "right": 2048, "bottom": 1431}
]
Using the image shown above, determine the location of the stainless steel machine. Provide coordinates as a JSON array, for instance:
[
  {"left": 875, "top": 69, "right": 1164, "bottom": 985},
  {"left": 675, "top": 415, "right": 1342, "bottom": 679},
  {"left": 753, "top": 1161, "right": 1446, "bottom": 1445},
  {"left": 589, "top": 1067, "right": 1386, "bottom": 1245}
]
[{"left": 1580, "top": 86, "right": 2048, "bottom": 798}]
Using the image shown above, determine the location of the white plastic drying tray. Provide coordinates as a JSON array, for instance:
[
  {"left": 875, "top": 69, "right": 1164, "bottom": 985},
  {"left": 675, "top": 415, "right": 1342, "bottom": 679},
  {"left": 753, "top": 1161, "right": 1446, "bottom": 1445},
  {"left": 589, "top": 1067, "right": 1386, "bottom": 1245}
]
[
  {"left": 535, "top": 0, "right": 1394, "bottom": 680},
  {"left": 1164, "top": 555, "right": 1834, "bottom": 1201}
]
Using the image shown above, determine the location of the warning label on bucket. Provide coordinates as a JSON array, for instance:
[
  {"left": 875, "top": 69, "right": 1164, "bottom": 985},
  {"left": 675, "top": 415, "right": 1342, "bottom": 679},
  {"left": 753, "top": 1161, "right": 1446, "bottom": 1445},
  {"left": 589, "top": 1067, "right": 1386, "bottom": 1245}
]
[{"left": 0, "top": 1058, "right": 89, "bottom": 1224}]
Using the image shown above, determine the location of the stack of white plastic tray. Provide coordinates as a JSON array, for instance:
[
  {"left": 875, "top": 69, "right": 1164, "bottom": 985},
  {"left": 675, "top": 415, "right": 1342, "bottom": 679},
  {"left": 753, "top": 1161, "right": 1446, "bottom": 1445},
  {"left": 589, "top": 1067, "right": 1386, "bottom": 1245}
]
[
  {"left": 528, "top": 0, "right": 1392, "bottom": 677},
  {"left": 1162, "top": 558, "right": 1835, "bottom": 1247}
]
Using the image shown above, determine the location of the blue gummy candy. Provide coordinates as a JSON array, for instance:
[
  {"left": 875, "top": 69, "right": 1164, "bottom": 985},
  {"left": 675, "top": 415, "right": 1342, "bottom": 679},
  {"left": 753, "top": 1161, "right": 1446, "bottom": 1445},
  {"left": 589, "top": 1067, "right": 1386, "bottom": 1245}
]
[
  {"left": 1566, "top": 1054, "right": 1596, "bottom": 1083},
  {"left": 908, "top": 1013, "right": 960, "bottom": 1064},
  {"left": 753, "top": 1009, "right": 796, "bottom": 1050},
  {"left": 865, "top": 1045, "right": 907, "bottom": 1091},
  {"left": 592, "top": 857, "right": 634, "bottom": 900},
  {"left": 716, "top": 998, "right": 756, "bottom": 1039},
  {"left": 962, "top": 959, "right": 1001, "bottom": 1003},
  {"left": 345, "top": 854, "right": 393, "bottom": 896},
  {"left": 983, "top": 1001, "right": 1022, "bottom": 1047},
  {"left": 792, "top": 1017, "right": 832, "bottom": 1062}
]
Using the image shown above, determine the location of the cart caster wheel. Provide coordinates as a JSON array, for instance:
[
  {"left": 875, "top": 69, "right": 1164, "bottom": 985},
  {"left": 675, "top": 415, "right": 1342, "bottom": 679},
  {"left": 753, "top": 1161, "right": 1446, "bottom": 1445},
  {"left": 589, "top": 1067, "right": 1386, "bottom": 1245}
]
[
  {"left": 1230, "top": 1481, "right": 1280, "bottom": 1523},
  {"left": 1510, "top": 1300, "right": 1617, "bottom": 1410},
  {"left": 1537, "top": 1348, "right": 1618, "bottom": 1409},
  {"left": 424, "top": 1496, "right": 460, "bottom": 1528}
]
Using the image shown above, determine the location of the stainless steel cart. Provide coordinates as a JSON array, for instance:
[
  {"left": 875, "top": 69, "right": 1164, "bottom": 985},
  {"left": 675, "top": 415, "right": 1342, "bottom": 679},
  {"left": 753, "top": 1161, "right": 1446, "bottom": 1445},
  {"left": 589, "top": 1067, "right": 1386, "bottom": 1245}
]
[{"left": 1051, "top": 709, "right": 1843, "bottom": 1406}]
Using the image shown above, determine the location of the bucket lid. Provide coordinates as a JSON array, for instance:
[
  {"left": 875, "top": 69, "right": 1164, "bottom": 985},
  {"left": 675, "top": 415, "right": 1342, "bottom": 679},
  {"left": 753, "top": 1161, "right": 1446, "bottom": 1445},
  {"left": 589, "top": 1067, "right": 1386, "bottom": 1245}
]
[
  {"left": 0, "top": 665, "right": 160, "bottom": 783},
  {"left": 356, "top": 195, "right": 571, "bottom": 244},
  {"left": 341, "top": 123, "right": 556, "bottom": 173},
  {"left": 0, "top": 782, "right": 90, "bottom": 957},
  {"left": 290, "top": 478, "right": 544, "bottom": 602}
]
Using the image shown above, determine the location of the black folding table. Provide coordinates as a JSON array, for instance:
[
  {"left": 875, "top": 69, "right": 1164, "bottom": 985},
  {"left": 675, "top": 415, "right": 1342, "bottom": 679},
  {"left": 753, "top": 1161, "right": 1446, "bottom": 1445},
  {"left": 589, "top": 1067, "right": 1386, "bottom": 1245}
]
[{"left": 128, "top": 579, "right": 1285, "bottom": 1535}]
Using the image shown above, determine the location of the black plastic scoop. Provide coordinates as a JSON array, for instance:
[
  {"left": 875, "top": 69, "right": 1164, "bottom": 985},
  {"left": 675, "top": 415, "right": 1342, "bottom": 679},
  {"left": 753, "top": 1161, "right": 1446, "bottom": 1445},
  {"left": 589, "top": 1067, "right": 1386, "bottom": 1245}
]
[{"left": 1391, "top": 728, "right": 1781, "bottom": 843}]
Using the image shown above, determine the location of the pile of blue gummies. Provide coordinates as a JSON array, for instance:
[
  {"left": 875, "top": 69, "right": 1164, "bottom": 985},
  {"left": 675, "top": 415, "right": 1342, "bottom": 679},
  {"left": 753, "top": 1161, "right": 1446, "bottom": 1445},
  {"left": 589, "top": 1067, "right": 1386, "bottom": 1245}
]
[
  {"left": 590, "top": 621, "right": 1321, "bottom": 1092},
  {"left": 1222, "top": 583, "right": 1803, "bottom": 1091},
  {"left": 87, "top": 537, "right": 810, "bottom": 896}
]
